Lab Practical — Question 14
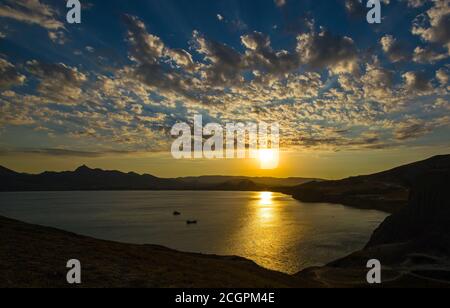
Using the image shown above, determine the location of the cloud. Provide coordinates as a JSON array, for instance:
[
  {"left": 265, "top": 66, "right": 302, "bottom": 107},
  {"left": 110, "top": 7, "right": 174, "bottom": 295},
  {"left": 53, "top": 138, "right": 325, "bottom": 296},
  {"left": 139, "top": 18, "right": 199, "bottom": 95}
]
[
  {"left": 345, "top": 0, "right": 390, "bottom": 18},
  {"left": 26, "top": 60, "right": 87, "bottom": 105},
  {"left": 394, "top": 116, "right": 450, "bottom": 140},
  {"left": 394, "top": 118, "right": 431, "bottom": 140},
  {"left": 296, "top": 29, "right": 359, "bottom": 74},
  {"left": 123, "top": 15, "right": 198, "bottom": 100},
  {"left": 413, "top": 46, "right": 448, "bottom": 63},
  {"left": 345, "top": 0, "right": 366, "bottom": 18},
  {"left": 241, "top": 31, "right": 300, "bottom": 77},
  {"left": 0, "top": 148, "right": 137, "bottom": 158},
  {"left": 123, "top": 15, "right": 166, "bottom": 65},
  {"left": 193, "top": 30, "right": 244, "bottom": 86},
  {"left": 274, "top": 0, "right": 287, "bottom": 7},
  {"left": 412, "top": 0, "right": 450, "bottom": 54},
  {"left": 0, "top": 0, "right": 65, "bottom": 43},
  {"left": 402, "top": 71, "right": 432, "bottom": 92},
  {"left": 361, "top": 60, "right": 395, "bottom": 100},
  {"left": 1, "top": 12, "right": 449, "bottom": 154},
  {"left": 124, "top": 15, "right": 194, "bottom": 70},
  {"left": 436, "top": 68, "right": 449, "bottom": 86},
  {"left": 402, "top": 0, "right": 428, "bottom": 8},
  {"left": 0, "top": 57, "right": 26, "bottom": 89},
  {"left": 380, "top": 35, "right": 410, "bottom": 62}
]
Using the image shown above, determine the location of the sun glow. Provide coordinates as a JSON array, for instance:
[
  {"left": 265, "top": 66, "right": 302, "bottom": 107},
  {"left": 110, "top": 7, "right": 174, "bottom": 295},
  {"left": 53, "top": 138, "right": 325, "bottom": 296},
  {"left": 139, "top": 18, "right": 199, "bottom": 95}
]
[{"left": 258, "top": 149, "right": 279, "bottom": 170}]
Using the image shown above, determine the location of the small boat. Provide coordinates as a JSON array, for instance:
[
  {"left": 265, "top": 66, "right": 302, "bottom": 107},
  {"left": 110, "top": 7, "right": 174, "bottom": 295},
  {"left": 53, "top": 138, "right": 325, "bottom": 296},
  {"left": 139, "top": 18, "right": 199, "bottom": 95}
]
[
  {"left": 186, "top": 220, "right": 198, "bottom": 225},
  {"left": 173, "top": 211, "right": 181, "bottom": 216}
]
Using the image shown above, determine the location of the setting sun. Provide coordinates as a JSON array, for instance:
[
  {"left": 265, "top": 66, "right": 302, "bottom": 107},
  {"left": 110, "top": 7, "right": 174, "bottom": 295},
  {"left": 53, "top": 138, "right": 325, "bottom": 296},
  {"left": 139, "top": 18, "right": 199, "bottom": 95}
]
[{"left": 259, "top": 149, "right": 279, "bottom": 170}]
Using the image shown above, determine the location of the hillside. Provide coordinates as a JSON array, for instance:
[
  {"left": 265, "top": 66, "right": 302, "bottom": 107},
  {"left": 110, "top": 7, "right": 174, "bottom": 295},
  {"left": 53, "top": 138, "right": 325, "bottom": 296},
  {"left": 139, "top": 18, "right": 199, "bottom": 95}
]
[
  {"left": 0, "top": 215, "right": 316, "bottom": 288},
  {"left": 291, "top": 155, "right": 450, "bottom": 213},
  {"left": 0, "top": 165, "right": 315, "bottom": 192},
  {"left": 297, "top": 169, "right": 450, "bottom": 288}
]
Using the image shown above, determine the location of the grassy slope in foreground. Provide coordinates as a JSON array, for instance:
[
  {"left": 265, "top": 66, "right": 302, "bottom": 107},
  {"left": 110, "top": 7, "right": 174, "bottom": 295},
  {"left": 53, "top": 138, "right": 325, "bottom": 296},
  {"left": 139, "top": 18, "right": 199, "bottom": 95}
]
[
  {"left": 291, "top": 155, "right": 450, "bottom": 213},
  {"left": 0, "top": 215, "right": 319, "bottom": 288}
]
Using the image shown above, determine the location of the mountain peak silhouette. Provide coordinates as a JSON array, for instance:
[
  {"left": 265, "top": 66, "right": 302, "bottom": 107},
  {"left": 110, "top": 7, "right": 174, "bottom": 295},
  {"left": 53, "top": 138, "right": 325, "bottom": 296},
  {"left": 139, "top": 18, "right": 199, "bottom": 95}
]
[{"left": 75, "top": 165, "right": 93, "bottom": 173}]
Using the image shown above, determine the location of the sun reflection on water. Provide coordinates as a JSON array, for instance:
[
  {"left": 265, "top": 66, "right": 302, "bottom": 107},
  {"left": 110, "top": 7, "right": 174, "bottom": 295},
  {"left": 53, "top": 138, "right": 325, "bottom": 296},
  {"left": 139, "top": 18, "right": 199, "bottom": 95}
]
[
  {"left": 259, "top": 192, "right": 273, "bottom": 206},
  {"left": 258, "top": 192, "right": 275, "bottom": 222},
  {"left": 227, "top": 191, "right": 288, "bottom": 272}
]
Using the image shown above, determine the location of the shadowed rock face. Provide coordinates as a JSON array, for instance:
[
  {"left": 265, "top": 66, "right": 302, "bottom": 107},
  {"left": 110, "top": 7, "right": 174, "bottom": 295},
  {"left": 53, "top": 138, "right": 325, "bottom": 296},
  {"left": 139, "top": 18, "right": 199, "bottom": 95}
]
[
  {"left": 367, "top": 170, "right": 450, "bottom": 250},
  {"left": 291, "top": 155, "right": 450, "bottom": 214},
  {"left": 294, "top": 168, "right": 450, "bottom": 288}
]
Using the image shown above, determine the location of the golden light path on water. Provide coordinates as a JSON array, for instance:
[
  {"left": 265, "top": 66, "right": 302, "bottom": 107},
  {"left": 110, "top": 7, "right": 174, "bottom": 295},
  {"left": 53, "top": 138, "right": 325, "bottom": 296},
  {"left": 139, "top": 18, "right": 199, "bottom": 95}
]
[
  {"left": 258, "top": 192, "right": 275, "bottom": 222},
  {"left": 227, "top": 191, "right": 290, "bottom": 272},
  {"left": 226, "top": 191, "right": 385, "bottom": 273}
]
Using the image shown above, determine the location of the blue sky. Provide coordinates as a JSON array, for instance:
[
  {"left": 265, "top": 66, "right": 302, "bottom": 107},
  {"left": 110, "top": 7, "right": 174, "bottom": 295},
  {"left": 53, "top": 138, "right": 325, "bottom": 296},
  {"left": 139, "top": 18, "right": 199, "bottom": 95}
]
[{"left": 0, "top": 0, "right": 449, "bottom": 177}]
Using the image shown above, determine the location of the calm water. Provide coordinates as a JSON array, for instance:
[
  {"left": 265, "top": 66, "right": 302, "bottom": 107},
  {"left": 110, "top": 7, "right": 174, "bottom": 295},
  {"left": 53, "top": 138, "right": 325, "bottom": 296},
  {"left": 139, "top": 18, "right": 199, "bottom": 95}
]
[{"left": 0, "top": 191, "right": 388, "bottom": 274}]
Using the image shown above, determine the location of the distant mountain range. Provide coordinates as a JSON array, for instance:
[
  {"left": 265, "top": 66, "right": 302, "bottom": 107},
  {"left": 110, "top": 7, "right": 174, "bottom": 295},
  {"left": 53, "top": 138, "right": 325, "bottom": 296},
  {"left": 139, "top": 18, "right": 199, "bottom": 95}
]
[
  {"left": 0, "top": 164, "right": 317, "bottom": 192},
  {"left": 292, "top": 155, "right": 450, "bottom": 213}
]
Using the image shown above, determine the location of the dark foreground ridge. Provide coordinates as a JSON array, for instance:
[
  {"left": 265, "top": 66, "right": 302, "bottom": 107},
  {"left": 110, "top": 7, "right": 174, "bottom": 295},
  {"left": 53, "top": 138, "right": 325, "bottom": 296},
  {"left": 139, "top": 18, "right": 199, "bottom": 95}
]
[
  {"left": 0, "top": 215, "right": 316, "bottom": 288},
  {"left": 291, "top": 155, "right": 450, "bottom": 213}
]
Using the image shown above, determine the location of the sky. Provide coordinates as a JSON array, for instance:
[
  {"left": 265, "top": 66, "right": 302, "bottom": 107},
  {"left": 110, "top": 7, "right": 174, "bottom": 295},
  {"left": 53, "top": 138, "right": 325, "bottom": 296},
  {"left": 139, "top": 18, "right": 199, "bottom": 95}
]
[{"left": 0, "top": 0, "right": 449, "bottom": 179}]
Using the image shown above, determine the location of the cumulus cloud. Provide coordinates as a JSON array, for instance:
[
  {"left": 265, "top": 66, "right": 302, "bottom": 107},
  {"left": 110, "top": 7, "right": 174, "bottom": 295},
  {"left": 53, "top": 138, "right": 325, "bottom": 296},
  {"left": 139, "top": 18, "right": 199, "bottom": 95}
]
[
  {"left": 413, "top": 45, "right": 448, "bottom": 63},
  {"left": 26, "top": 60, "right": 87, "bottom": 105},
  {"left": 124, "top": 15, "right": 166, "bottom": 65},
  {"left": 412, "top": 0, "right": 450, "bottom": 54},
  {"left": 436, "top": 68, "right": 449, "bottom": 86},
  {"left": 124, "top": 14, "right": 194, "bottom": 71},
  {"left": 402, "top": 71, "right": 433, "bottom": 92},
  {"left": 192, "top": 30, "right": 244, "bottom": 86},
  {"left": 296, "top": 29, "right": 359, "bottom": 74},
  {"left": 1, "top": 11, "right": 449, "bottom": 153},
  {"left": 123, "top": 14, "right": 199, "bottom": 100},
  {"left": 380, "top": 35, "right": 410, "bottom": 62},
  {"left": 0, "top": 0, "right": 65, "bottom": 43},
  {"left": 0, "top": 58, "right": 26, "bottom": 89},
  {"left": 361, "top": 61, "right": 395, "bottom": 100},
  {"left": 241, "top": 31, "right": 300, "bottom": 78}
]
